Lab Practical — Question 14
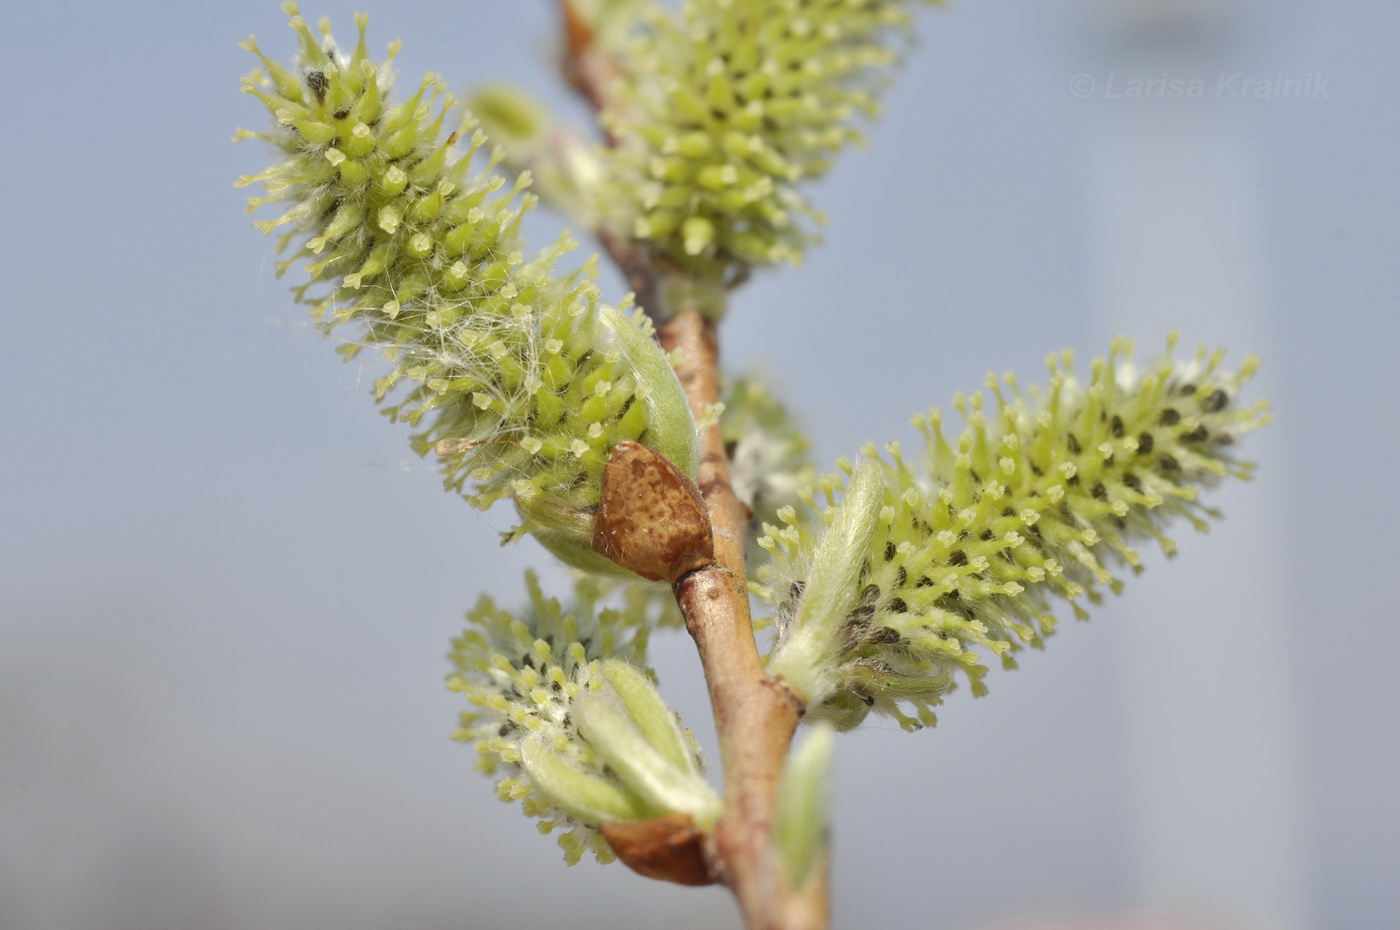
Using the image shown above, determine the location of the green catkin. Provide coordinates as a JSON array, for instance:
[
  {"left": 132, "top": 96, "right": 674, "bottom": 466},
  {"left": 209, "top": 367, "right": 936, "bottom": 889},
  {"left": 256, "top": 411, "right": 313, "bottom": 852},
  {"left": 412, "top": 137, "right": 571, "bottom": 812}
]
[
  {"left": 447, "top": 572, "right": 712, "bottom": 865},
  {"left": 603, "top": 0, "right": 942, "bottom": 297},
  {"left": 237, "top": 6, "right": 695, "bottom": 553},
  {"left": 760, "top": 337, "right": 1271, "bottom": 731}
]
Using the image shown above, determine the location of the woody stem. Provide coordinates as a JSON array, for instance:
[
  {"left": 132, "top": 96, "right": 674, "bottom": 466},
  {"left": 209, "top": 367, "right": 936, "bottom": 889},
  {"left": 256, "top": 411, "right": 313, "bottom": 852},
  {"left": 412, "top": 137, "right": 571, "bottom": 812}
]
[
  {"left": 659, "top": 311, "right": 823, "bottom": 930},
  {"left": 553, "top": 5, "right": 825, "bottom": 922}
]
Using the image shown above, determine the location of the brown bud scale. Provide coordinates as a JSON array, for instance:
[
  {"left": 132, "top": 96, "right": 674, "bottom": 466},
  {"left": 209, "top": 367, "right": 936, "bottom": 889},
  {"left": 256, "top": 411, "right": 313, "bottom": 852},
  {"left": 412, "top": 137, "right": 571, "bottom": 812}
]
[
  {"left": 593, "top": 441, "right": 714, "bottom": 582},
  {"left": 601, "top": 813, "right": 716, "bottom": 887}
]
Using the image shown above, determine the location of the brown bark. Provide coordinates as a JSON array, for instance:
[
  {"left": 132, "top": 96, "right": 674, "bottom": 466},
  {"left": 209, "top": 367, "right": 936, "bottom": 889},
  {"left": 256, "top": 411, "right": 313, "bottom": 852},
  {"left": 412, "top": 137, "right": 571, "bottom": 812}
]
[
  {"left": 660, "top": 312, "right": 818, "bottom": 930},
  {"left": 558, "top": 0, "right": 617, "bottom": 119},
  {"left": 553, "top": 7, "right": 825, "bottom": 924}
]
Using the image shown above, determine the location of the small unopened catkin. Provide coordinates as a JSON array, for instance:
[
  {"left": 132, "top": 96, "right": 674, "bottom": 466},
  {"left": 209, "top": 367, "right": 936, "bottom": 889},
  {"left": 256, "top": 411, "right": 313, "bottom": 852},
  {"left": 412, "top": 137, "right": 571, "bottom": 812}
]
[{"left": 447, "top": 573, "right": 715, "bottom": 864}]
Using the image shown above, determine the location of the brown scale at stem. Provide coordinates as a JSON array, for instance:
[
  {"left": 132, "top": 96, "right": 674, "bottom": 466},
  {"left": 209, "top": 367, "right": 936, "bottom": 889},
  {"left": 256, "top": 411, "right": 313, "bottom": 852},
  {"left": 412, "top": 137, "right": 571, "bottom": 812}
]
[{"left": 660, "top": 311, "right": 817, "bottom": 930}]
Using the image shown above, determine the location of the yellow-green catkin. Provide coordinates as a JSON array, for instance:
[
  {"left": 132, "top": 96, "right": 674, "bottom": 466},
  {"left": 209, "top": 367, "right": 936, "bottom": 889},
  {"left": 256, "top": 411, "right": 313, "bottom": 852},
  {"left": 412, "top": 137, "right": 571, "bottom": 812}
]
[
  {"left": 237, "top": 6, "right": 695, "bottom": 552},
  {"left": 761, "top": 338, "right": 1271, "bottom": 731},
  {"left": 602, "top": 0, "right": 941, "bottom": 297},
  {"left": 447, "top": 572, "right": 714, "bottom": 865}
]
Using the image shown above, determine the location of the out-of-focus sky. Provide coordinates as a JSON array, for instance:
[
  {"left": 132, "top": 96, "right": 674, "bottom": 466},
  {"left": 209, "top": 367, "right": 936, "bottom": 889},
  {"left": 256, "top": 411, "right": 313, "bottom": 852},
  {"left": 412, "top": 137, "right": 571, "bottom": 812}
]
[{"left": 2, "top": 2, "right": 1396, "bottom": 929}]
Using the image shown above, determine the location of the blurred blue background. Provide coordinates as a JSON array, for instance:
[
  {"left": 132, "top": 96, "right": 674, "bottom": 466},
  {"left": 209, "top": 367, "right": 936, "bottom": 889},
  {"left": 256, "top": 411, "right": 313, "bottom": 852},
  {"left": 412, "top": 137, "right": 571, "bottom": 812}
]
[{"left": 2, "top": 1, "right": 1396, "bottom": 928}]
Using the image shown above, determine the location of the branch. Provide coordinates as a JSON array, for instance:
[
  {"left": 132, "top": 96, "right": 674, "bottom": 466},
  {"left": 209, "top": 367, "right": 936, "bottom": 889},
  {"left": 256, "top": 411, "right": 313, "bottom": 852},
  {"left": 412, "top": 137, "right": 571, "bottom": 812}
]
[
  {"left": 659, "top": 311, "right": 817, "bottom": 930},
  {"left": 557, "top": 0, "right": 620, "bottom": 137},
  {"left": 554, "top": 8, "right": 824, "bottom": 925}
]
